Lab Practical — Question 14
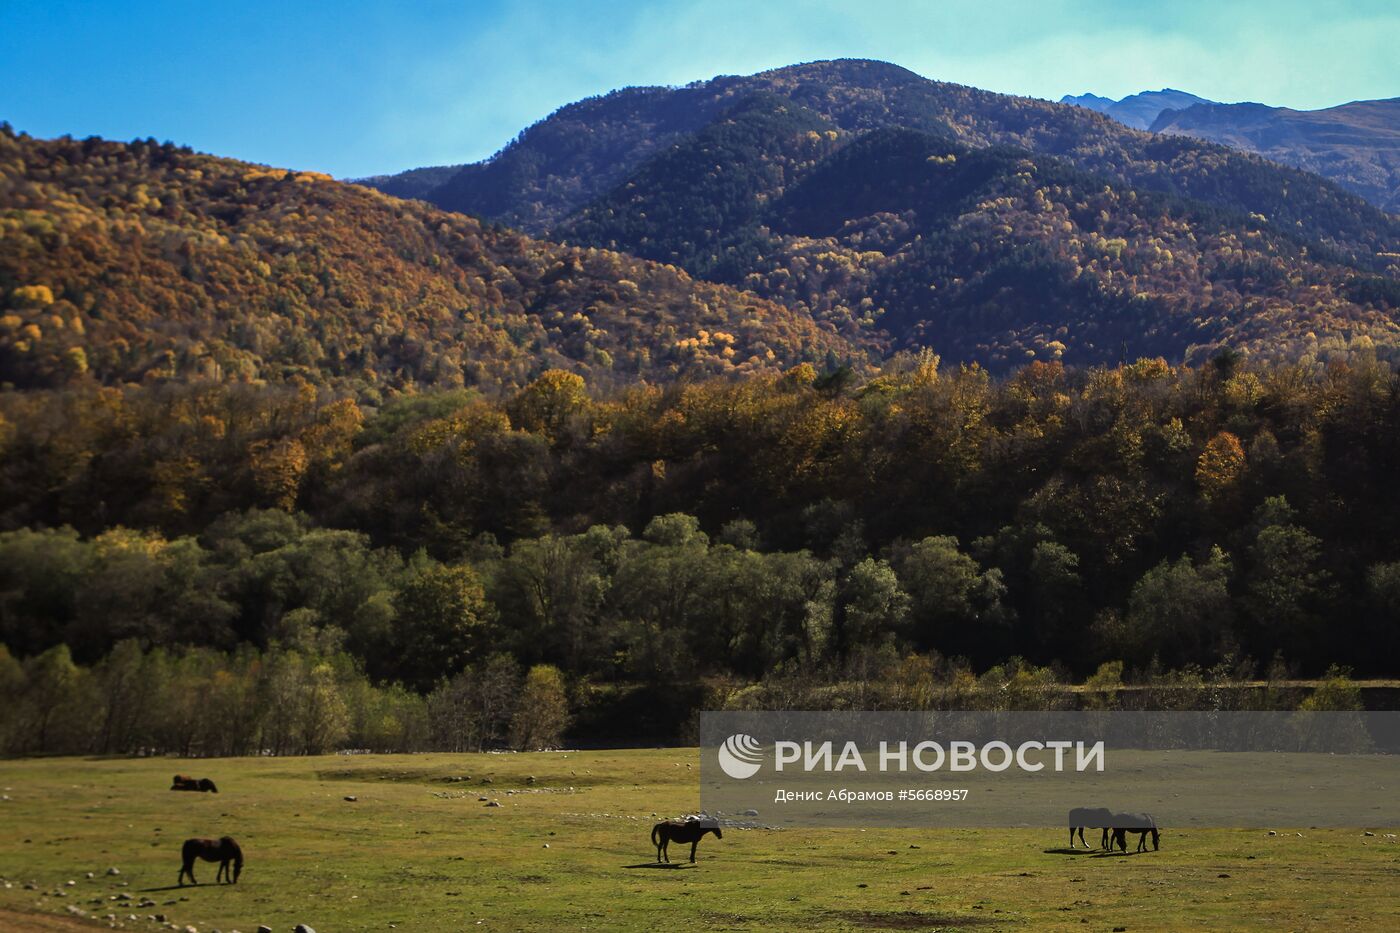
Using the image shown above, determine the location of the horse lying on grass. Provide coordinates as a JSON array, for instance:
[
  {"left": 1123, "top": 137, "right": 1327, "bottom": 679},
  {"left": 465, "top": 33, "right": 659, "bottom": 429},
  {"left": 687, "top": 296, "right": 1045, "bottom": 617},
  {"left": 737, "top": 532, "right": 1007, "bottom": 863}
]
[
  {"left": 178, "top": 836, "right": 243, "bottom": 885},
  {"left": 1067, "top": 806, "right": 1114, "bottom": 849},
  {"left": 652, "top": 818, "right": 722, "bottom": 863},
  {"left": 171, "top": 774, "right": 218, "bottom": 793}
]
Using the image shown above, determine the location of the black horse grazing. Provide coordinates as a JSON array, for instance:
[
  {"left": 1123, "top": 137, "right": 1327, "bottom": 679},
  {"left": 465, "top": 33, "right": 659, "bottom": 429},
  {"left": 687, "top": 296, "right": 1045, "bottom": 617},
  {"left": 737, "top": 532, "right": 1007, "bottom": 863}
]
[
  {"left": 178, "top": 836, "right": 243, "bottom": 885},
  {"left": 1109, "top": 813, "right": 1160, "bottom": 852},
  {"left": 651, "top": 818, "right": 722, "bottom": 863},
  {"left": 1067, "top": 806, "right": 1114, "bottom": 849},
  {"left": 171, "top": 774, "right": 218, "bottom": 793}
]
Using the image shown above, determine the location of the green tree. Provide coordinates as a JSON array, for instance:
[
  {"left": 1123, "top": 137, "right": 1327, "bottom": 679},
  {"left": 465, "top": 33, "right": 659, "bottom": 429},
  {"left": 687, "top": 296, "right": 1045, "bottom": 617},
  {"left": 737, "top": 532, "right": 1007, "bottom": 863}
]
[
  {"left": 495, "top": 534, "right": 608, "bottom": 671},
  {"left": 1241, "top": 497, "right": 1332, "bottom": 656},
  {"left": 1125, "top": 547, "right": 1233, "bottom": 667},
  {"left": 300, "top": 662, "right": 350, "bottom": 754},
  {"left": 897, "top": 535, "right": 1011, "bottom": 660},
  {"left": 19, "top": 644, "right": 90, "bottom": 753},
  {"left": 840, "top": 558, "right": 908, "bottom": 654},
  {"left": 509, "top": 664, "right": 570, "bottom": 750},
  {"left": 394, "top": 563, "right": 495, "bottom": 691}
]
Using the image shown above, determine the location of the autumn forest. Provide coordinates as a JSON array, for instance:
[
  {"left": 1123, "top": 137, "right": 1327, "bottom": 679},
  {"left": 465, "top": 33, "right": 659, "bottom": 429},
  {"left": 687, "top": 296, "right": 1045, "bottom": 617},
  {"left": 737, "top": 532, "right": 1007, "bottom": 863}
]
[{"left": 4, "top": 60, "right": 1400, "bottom": 754}]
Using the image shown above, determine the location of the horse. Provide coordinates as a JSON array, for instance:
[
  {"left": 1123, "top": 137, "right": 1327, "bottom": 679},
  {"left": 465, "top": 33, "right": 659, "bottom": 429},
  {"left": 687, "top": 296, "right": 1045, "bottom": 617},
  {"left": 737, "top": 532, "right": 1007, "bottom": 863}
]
[
  {"left": 1109, "top": 813, "right": 1160, "bottom": 852},
  {"left": 178, "top": 836, "right": 243, "bottom": 885},
  {"left": 171, "top": 775, "right": 218, "bottom": 793},
  {"left": 1067, "top": 806, "right": 1114, "bottom": 849},
  {"left": 651, "top": 817, "right": 722, "bottom": 863}
]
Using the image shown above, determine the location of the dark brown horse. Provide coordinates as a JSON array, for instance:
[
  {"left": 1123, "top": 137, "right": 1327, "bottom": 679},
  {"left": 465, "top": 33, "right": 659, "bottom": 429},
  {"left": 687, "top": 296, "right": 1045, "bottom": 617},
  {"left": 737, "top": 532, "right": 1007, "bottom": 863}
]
[
  {"left": 651, "top": 818, "right": 722, "bottom": 863},
  {"left": 171, "top": 774, "right": 218, "bottom": 793},
  {"left": 178, "top": 836, "right": 243, "bottom": 885},
  {"left": 1109, "top": 813, "right": 1160, "bottom": 852}
]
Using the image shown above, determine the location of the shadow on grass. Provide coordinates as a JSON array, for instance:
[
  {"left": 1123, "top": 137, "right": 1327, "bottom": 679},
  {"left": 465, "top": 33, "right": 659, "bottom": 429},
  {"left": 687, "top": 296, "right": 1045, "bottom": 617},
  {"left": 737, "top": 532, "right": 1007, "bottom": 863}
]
[
  {"left": 1042, "top": 848, "right": 1091, "bottom": 855},
  {"left": 138, "top": 883, "right": 231, "bottom": 892},
  {"left": 623, "top": 863, "right": 692, "bottom": 870}
]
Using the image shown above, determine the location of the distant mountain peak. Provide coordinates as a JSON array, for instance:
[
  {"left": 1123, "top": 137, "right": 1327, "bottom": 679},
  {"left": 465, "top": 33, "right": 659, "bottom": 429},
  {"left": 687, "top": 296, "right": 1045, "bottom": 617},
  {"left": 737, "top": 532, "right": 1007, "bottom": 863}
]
[
  {"left": 757, "top": 58, "right": 926, "bottom": 82},
  {"left": 1061, "top": 88, "right": 1217, "bottom": 129},
  {"left": 1060, "top": 92, "right": 1115, "bottom": 112}
]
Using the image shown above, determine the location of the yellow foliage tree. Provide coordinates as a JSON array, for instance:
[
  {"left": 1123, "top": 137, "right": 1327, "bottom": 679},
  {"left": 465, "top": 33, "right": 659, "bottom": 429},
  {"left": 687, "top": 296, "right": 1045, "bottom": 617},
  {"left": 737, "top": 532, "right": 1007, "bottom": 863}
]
[
  {"left": 1196, "top": 431, "right": 1246, "bottom": 500},
  {"left": 509, "top": 370, "right": 590, "bottom": 438},
  {"left": 250, "top": 438, "right": 309, "bottom": 511}
]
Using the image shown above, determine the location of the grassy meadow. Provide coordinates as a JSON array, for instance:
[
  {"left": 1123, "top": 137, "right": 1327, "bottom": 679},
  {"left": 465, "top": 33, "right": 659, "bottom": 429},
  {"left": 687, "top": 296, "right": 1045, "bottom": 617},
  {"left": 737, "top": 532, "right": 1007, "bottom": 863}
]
[{"left": 1, "top": 751, "right": 1398, "bottom": 932}]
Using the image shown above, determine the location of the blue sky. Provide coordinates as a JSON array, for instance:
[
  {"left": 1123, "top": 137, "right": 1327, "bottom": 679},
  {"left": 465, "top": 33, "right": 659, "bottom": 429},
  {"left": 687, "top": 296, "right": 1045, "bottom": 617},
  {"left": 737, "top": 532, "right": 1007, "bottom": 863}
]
[{"left": 2, "top": 0, "right": 1397, "bottom": 178}]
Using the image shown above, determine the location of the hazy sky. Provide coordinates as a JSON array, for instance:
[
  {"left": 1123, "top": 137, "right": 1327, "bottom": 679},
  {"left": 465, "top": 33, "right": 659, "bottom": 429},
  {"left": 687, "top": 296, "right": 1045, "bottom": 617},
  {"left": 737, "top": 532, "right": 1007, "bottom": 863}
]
[{"left": 2, "top": 0, "right": 1397, "bottom": 178}]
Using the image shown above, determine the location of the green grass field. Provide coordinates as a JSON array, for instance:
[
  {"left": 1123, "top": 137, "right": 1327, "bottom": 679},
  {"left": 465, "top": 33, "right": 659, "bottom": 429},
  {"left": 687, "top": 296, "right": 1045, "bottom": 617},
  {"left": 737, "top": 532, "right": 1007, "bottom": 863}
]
[{"left": 1, "top": 751, "right": 1398, "bottom": 932}]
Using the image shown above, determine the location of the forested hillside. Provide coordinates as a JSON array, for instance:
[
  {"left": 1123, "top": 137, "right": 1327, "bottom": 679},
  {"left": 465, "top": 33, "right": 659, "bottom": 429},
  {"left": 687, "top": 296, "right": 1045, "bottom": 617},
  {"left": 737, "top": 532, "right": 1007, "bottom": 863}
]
[
  {"left": 370, "top": 59, "right": 1400, "bottom": 267},
  {"left": 1152, "top": 98, "right": 1400, "bottom": 214},
  {"left": 559, "top": 99, "right": 1400, "bottom": 368},
  {"left": 361, "top": 60, "right": 1400, "bottom": 371},
  {"left": 5, "top": 355, "right": 1400, "bottom": 707},
  {"left": 0, "top": 126, "right": 858, "bottom": 393}
]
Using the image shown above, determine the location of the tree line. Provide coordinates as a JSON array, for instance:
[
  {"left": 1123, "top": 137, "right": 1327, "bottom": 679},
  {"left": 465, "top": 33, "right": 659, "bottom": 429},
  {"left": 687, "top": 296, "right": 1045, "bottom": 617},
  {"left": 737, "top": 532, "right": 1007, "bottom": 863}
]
[
  {"left": 0, "top": 639, "right": 569, "bottom": 758},
  {"left": 3, "top": 353, "right": 1400, "bottom": 747},
  {"left": 1, "top": 637, "right": 1365, "bottom": 757}
]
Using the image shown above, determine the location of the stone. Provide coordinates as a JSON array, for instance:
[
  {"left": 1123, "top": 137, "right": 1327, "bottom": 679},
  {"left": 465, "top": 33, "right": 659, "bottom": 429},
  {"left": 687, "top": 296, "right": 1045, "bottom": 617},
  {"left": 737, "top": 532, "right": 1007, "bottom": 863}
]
[{"left": 343, "top": 796, "right": 357, "bottom": 802}]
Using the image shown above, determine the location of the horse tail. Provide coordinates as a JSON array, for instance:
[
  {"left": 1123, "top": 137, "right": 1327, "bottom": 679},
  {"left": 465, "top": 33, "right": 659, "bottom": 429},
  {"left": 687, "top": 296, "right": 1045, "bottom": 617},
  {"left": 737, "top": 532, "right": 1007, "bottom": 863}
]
[{"left": 651, "top": 823, "right": 662, "bottom": 846}]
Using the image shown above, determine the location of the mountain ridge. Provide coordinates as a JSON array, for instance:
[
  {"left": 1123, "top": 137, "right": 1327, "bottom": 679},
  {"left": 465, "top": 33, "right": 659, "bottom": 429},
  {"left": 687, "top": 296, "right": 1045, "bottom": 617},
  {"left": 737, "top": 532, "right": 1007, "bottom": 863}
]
[
  {"left": 1060, "top": 88, "right": 1217, "bottom": 130},
  {"left": 364, "top": 59, "right": 1400, "bottom": 257},
  {"left": 556, "top": 97, "right": 1400, "bottom": 370},
  {"left": 0, "top": 126, "right": 859, "bottom": 393},
  {"left": 1152, "top": 97, "right": 1400, "bottom": 213}
]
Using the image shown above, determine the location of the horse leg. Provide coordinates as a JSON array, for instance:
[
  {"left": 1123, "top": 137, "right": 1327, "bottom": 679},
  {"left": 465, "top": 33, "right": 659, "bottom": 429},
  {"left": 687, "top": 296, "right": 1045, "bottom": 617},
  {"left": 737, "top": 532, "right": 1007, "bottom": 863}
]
[
  {"left": 690, "top": 840, "right": 698, "bottom": 863},
  {"left": 1069, "top": 827, "right": 1076, "bottom": 848},
  {"left": 217, "top": 860, "right": 226, "bottom": 883},
  {"left": 661, "top": 837, "right": 669, "bottom": 863}
]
